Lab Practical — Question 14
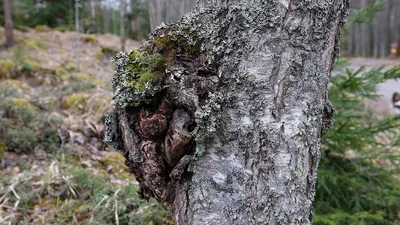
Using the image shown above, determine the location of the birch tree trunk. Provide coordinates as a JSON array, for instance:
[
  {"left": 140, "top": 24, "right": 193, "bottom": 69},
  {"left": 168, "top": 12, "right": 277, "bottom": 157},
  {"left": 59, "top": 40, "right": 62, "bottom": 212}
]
[
  {"left": 106, "top": 0, "right": 349, "bottom": 224},
  {"left": 3, "top": 0, "right": 14, "bottom": 47}
]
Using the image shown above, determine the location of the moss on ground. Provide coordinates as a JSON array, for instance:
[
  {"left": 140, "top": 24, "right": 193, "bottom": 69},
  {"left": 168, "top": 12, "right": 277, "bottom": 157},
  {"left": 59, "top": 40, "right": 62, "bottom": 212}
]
[
  {"left": 34, "top": 25, "right": 52, "bottom": 32},
  {"left": 82, "top": 34, "right": 98, "bottom": 44},
  {"left": 103, "top": 152, "right": 131, "bottom": 179},
  {"left": 61, "top": 92, "right": 89, "bottom": 111},
  {"left": 23, "top": 39, "right": 47, "bottom": 50},
  {"left": 0, "top": 59, "right": 18, "bottom": 79},
  {"left": 71, "top": 72, "right": 106, "bottom": 87}
]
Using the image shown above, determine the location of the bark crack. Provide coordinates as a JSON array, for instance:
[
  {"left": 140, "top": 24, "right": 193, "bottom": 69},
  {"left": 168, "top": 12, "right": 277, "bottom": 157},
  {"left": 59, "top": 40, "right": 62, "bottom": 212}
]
[{"left": 282, "top": 0, "right": 293, "bottom": 27}]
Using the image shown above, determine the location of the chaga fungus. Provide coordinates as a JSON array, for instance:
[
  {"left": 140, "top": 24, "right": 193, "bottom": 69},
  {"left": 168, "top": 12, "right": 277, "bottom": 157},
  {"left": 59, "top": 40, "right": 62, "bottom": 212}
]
[{"left": 105, "top": 23, "right": 218, "bottom": 204}]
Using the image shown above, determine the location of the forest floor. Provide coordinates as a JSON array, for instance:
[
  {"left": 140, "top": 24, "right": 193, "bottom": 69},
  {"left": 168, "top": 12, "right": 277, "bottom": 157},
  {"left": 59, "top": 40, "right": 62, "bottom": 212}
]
[{"left": 0, "top": 27, "right": 172, "bottom": 224}]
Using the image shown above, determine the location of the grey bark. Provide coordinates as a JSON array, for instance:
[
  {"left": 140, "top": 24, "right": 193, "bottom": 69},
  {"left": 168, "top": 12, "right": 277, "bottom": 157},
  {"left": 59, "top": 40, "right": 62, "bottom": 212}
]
[
  {"left": 120, "top": 0, "right": 126, "bottom": 51},
  {"left": 106, "top": 0, "right": 349, "bottom": 224},
  {"left": 3, "top": 0, "right": 14, "bottom": 47}
]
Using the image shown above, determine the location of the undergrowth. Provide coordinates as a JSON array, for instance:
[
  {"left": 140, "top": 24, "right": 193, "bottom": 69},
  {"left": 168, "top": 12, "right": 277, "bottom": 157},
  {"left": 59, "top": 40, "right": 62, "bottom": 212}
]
[
  {"left": 314, "top": 63, "right": 400, "bottom": 225},
  {"left": 0, "top": 151, "right": 172, "bottom": 224}
]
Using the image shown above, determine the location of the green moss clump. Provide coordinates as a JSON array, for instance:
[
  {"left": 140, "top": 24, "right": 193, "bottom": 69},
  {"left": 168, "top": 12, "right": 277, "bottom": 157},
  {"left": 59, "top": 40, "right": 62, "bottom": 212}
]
[
  {"left": 103, "top": 152, "right": 131, "bottom": 179},
  {"left": 23, "top": 39, "right": 47, "bottom": 50},
  {"left": 101, "top": 46, "right": 119, "bottom": 56},
  {"left": 6, "top": 98, "right": 38, "bottom": 122},
  {"left": 136, "top": 72, "right": 157, "bottom": 91},
  {"left": 82, "top": 34, "right": 97, "bottom": 44},
  {"left": 0, "top": 142, "right": 6, "bottom": 159},
  {"left": 149, "top": 26, "right": 201, "bottom": 66},
  {"left": 111, "top": 25, "right": 202, "bottom": 108},
  {"left": 127, "top": 50, "right": 165, "bottom": 75},
  {"left": 71, "top": 72, "right": 106, "bottom": 87},
  {"left": 111, "top": 50, "right": 165, "bottom": 107},
  {"left": 34, "top": 25, "right": 52, "bottom": 32},
  {"left": 11, "top": 98, "right": 36, "bottom": 110},
  {"left": 0, "top": 59, "right": 18, "bottom": 79},
  {"left": 0, "top": 59, "right": 18, "bottom": 70},
  {"left": 2, "top": 79, "right": 31, "bottom": 91},
  {"left": 61, "top": 92, "right": 89, "bottom": 111}
]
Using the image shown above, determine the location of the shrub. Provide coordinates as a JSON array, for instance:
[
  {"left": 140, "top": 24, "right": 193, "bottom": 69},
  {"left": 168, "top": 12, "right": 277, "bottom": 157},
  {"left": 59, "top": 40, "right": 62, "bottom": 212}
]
[{"left": 6, "top": 128, "right": 38, "bottom": 152}]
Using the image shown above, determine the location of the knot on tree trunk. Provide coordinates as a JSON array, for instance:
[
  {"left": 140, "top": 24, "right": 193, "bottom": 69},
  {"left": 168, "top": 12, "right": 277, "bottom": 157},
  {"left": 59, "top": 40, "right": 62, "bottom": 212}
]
[{"left": 104, "top": 22, "right": 220, "bottom": 204}]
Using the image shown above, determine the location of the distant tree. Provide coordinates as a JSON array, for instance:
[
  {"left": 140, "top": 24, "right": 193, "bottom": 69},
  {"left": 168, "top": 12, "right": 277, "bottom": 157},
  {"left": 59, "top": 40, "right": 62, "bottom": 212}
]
[
  {"left": 89, "top": 0, "right": 96, "bottom": 19},
  {"left": 3, "top": 0, "right": 14, "bottom": 47},
  {"left": 120, "top": 0, "right": 126, "bottom": 51},
  {"left": 126, "top": 0, "right": 150, "bottom": 40},
  {"left": 147, "top": 0, "right": 196, "bottom": 30},
  {"left": 103, "top": 5, "right": 110, "bottom": 33}
]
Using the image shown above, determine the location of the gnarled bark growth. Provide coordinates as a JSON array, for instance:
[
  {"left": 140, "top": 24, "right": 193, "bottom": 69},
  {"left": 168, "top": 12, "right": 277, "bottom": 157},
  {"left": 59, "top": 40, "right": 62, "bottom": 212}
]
[{"left": 105, "top": 1, "right": 349, "bottom": 224}]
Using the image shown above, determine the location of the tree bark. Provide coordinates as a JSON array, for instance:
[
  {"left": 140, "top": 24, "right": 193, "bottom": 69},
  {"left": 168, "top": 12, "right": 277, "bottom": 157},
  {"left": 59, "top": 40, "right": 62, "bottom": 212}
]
[
  {"left": 3, "top": 0, "right": 14, "bottom": 47},
  {"left": 120, "top": 0, "right": 126, "bottom": 51},
  {"left": 106, "top": 0, "right": 349, "bottom": 224}
]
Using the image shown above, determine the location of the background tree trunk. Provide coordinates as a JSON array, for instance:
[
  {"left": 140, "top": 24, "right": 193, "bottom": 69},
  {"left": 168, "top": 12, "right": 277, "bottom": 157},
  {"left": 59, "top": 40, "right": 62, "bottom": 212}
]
[
  {"left": 106, "top": 0, "right": 349, "bottom": 224},
  {"left": 147, "top": 0, "right": 197, "bottom": 30},
  {"left": 3, "top": 0, "right": 14, "bottom": 47},
  {"left": 379, "top": 1, "right": 391, "bottom": 58},
  {"left": 347, "top": 0, "right": 357, "bottom": 56},
  {"left": 147, "top": 0, "right": 163, "bottom": 31},
  {"left": 120, "top": 0, "right": 126, "bottom": 51},
  {"left": 103, "top": 6, "right": 111, "bottom": 34},
  {"left": 360, "top": 0, "right": 370, "bottom": 57},
  {"left": 89, "top": 0, "right": 96, "bottom": 19},
  {"left": 391, "top": 1, "right": 400, "bottom": 41}
]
